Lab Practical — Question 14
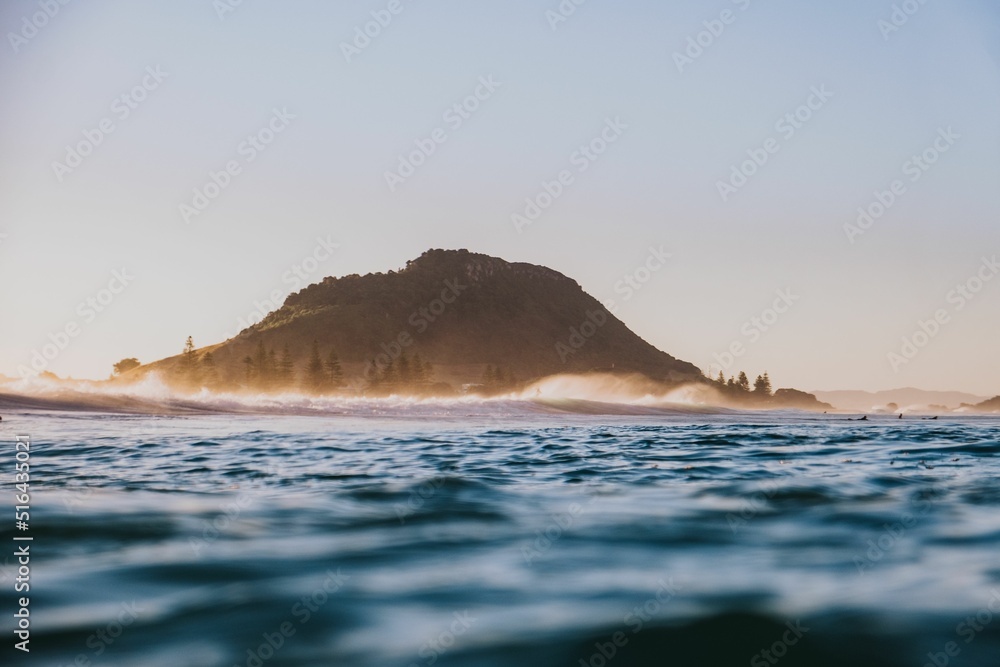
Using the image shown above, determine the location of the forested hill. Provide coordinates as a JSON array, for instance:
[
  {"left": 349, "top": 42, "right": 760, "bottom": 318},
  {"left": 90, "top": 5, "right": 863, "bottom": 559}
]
[{"left": 136, "top": 249, "right": 702, "bottom": 392}]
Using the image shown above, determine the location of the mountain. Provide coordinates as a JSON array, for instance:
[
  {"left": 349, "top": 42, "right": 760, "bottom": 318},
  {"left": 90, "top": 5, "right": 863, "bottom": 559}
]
[
  {"left": 811, "top": 388, "right": 988, "bottom": 412},
  {"left": 137, "top": 249, "right": 703, "bottom": 391},
  {"left": 972, "top": 396, "right": 1000, "bottom": 413}
]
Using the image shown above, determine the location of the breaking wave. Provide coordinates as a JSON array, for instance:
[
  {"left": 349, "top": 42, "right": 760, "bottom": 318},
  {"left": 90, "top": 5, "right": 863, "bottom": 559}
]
[{"left": 0, "top": 372, "right": 732, "bottom": 417}]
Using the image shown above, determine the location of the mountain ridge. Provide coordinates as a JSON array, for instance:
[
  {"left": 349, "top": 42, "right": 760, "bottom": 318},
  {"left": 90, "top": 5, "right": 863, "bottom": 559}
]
[{"left": 138, "top": 249, "right": 703, "bottom": 391}]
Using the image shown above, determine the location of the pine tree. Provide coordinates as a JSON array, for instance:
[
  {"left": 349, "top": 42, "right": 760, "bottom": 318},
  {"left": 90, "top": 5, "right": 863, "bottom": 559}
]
[
  {"left": 325, "top": 349, "right": 344, "bottom": 388},
  {"left": 737, "top": 371, "right": 750, "bottom": 393},
  {"left": 365, "top": 359, "right": 379, "bottom": 388},
  {"left": 398, "top": 353, "right": 411, "bottom": 384},
  {"left": 243, "top": 356, "right": 255, "bottom": 382},
  {"left": 754, "top": 372, "right": 773, "bottom": 396},
  {"left": 381, "top": 358, "right": 397, "bottom": 386},
  {"left": 179, "top": 336, "right": 199, "bottom": 384},
  {"left": 411, "top": 353, "right": 426, "bottom": 384},
  {"left": 267, "top": 348, "right": 278, "bottom": 386},
  {"left": 716, "top": 371, "right": 726, "bottom": 386},
  {"left": 278, "top": 344, "right": 295, "bottom": 387},
  {"left": 306, "top": 340, "right": 325, "bottom": 391},
  {"left": 201, "top": 352, "right": 219, "bottom": 387},
  {"left": 253, "top": 340, "right": 269, "bottom": 388}
]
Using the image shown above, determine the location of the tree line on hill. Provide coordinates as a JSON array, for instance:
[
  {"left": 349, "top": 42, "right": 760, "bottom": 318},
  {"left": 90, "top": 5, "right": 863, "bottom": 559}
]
[
  {"left": 112, "top": 337, "right": 538, "bottom": 398},
  {"left": 711, "top": 370, "right": 774, "bottom": 401},
  {"left": 478, "top": 365, "right": 520, "bottom": 395},
  {"left": 364, "top": 352, "right": 434, "bottom": 392},
  {"left": 240, "top": 339, "right": 345, "bottom": 391},
  {"left": 113, "top": 337, "right": 348, "bottom": 393}
]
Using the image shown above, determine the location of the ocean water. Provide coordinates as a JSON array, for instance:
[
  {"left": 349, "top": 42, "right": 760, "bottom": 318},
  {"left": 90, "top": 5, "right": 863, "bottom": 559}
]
[{"left": 3, "top": 402, "right": 1000, "bottom": 666}]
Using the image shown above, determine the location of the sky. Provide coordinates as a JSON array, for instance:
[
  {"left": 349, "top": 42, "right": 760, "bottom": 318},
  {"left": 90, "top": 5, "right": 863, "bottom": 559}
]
[{"left": 0, "top": 0, "right": 998, "bottom": 395}]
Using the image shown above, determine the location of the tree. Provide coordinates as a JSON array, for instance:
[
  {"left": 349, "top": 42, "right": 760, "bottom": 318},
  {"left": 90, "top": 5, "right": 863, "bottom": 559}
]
[
  {"left": 716, "top": 371, "right": 725, "bottom": 386},
  {"left": 398, "top": 353, "right": 413, "bottom": 384},
  {"left": 479, "top": 364, "right": 515, "bottom": 394},
  {"left": 306, "top": 341, "right": 325, "bottom": 391},
  {"left": 737, "top": 371, "right": 750, "bottom": 393},
  {"left": 410, "top": 353, "right": 431, "bottom": 384},
  {"left": 253, "top": 340, "right": 268, "bottom": 386},
  {"left": 267, "top": 348, "right": 278, "bottom": 385},
  {"left": 753, "top": 372, "right": 773, "bottom": 397},
  {"left": 278, "top": 344, "right": 295, "bottom": 387},
  {"left": 113, "top": 358, "right": 140, "bottom": 376},
  {"left": 243, "top": 355, "right": 255, "bottom": 382},
  {"left": 202, "top": 352, "right": 220, "bottom": 387},
  {"left": 325, "top": 349, "right": 344, "bottom": 388},
  {"left": 381, "top": 358, "right": 397, "bottom": 386},
  {"left": 364, "top": 359, "right": 379, "bottom": 388},
  {"left": 179, "top": 336, "right": 199, "bottom": 383}
]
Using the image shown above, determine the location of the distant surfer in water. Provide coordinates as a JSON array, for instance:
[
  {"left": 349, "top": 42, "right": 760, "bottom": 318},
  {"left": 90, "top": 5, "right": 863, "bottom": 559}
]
[
  {"left": 848, "top": 415, "right": 868, "bottom": 421},
  {"left": 898, "top": 413, "right": 903, "bottom": 419}
]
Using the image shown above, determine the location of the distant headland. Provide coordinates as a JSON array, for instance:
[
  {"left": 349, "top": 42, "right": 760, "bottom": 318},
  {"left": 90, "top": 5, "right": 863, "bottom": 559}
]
[{"left": 99, "top": 249, "right": 835, "bottom": 410}]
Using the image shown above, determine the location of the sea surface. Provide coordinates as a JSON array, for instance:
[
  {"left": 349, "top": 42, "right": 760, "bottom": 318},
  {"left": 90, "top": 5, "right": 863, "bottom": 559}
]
[{"left": 2, "top": 400, "right": 1000, "bottom": 666}]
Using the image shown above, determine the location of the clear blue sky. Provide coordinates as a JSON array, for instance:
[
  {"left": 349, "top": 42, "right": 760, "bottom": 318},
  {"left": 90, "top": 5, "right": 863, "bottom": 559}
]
[{"left": 1, "top": 0, "right": 998, "bottom": 394}]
